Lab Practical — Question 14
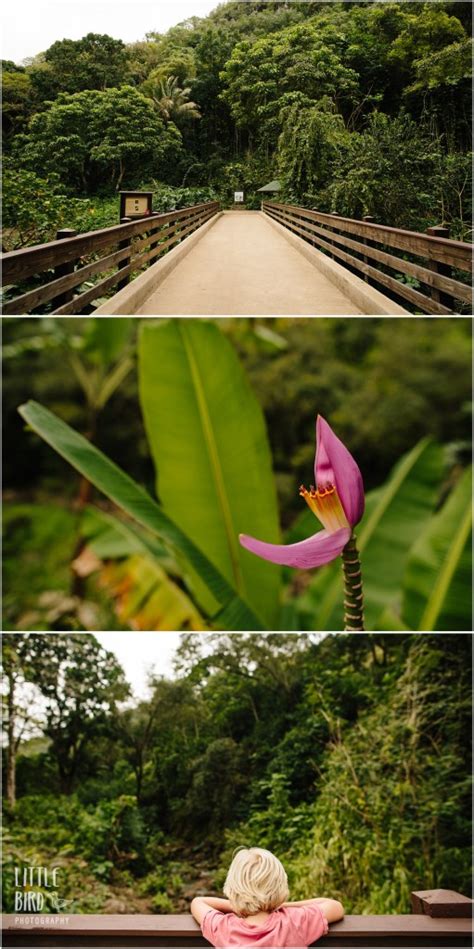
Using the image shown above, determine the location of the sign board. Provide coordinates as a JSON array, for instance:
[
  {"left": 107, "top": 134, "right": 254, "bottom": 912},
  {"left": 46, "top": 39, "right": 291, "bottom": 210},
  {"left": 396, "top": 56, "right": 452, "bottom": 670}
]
[
  {"left": 234, "top": 191, "right": 244, "bottom": 203},
  {"left": 119, "top": 191, "right": 153, "bottom": 220}
]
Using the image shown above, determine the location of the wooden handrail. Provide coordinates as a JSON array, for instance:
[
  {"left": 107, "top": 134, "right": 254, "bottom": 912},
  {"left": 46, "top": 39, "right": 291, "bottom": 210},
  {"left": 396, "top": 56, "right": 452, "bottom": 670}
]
[
  {"left": 1, "top": 202, "right": 220, "bottom": 315},
  {"left": 3, "top": 890, "right": 472, "bottom": 948},
  {"left": 2, "top": 913, "right": 471, "bottom": 947},
  {"left": 262, "top": 201, "right": 473, "bottom": 315}
]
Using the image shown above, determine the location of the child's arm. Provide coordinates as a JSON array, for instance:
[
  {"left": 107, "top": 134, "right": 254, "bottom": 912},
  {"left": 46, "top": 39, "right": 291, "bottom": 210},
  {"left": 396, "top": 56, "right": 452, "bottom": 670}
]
[
  {"left": 191, "top": 897, "right": 233, "bottom": 924},
  {"left": 283, "top": 898, "right": 344, "bottom": 923}
]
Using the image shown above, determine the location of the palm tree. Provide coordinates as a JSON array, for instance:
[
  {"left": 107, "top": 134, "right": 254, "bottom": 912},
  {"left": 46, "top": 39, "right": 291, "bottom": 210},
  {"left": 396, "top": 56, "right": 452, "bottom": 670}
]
[{"left": 151, "top": 75, "right": 201, "bottom": 124}]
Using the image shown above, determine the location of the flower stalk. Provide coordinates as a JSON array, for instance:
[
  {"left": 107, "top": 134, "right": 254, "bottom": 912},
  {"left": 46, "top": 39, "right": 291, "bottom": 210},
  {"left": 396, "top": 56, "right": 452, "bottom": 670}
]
[{"left": 342, "top": 533, "right": 365, "bottom": 631}]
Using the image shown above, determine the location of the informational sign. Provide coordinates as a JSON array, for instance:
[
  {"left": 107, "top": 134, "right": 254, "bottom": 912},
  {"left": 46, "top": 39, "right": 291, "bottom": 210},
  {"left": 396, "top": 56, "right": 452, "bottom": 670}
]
[
  {"left": 119, "top": 192, "right": 153, "bottom": 220},
  {"left": 234, "top": 191, "right": 244, "bottom": 203},
  {"left": 125, "top": 196, "right": 149, "bottom": 216}
]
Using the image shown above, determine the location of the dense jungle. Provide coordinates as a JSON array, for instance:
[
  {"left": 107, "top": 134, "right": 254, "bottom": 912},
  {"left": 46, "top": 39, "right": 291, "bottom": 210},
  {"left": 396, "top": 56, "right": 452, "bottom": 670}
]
[
  {"left": 2, "top": 0, "right": 472, "bottom": 249},
  {"left": 2, "top": 632, "right": 471, "bottom": 916}
]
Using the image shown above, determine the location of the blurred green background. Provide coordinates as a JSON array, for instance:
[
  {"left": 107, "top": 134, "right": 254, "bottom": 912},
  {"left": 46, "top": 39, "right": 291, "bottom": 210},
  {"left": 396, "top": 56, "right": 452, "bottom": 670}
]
[{"left": 3, "top": 316, "right": 472, "bottom": 631}]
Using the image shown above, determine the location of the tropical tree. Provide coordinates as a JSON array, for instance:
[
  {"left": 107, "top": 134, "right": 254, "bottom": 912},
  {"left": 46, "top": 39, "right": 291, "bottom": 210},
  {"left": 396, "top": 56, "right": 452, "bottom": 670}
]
[
  {"left": 15, "top": 86, "right": 182, "bottom": 193},
  {"left": 1, "top": 635, "right": 43, "bottom": 808},
  {"left": 149, "top": 75, "right": 201, "bottom": 125},
  {"left": 22, "top": 634, "right": 129, "bottom": 794},
  {"left": 28, "top": 33, "right": 131, "bottom": 99}
]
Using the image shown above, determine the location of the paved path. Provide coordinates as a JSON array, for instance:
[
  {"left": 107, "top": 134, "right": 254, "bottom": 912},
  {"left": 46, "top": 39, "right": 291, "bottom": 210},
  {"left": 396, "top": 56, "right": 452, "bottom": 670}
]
[{"left": 137, "top": 211, "right": 363, "bottom": 315}]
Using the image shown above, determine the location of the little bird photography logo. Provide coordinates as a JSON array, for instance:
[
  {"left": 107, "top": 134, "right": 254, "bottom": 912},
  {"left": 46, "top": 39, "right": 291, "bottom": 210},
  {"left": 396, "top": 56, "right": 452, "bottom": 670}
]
[{"left": 13, "top": 865, "right": 74, "bottom": 915}]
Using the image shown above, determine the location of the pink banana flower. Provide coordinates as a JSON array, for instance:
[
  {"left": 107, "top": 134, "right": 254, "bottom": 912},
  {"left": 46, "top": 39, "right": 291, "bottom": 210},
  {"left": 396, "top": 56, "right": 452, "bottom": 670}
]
[{"left": 240, "top": 416, "right": 364, "bottom": 569}]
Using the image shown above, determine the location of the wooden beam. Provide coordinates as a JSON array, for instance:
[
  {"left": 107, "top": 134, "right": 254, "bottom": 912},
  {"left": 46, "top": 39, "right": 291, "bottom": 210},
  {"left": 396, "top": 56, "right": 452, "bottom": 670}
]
[
  {"left": 1, "top": 203, "right": 220, "bottom": 314},
  {"left": 265, "top": 205, "right": 471, "bottom": 304},
  {"left": 0, "top": 203, "right": 220, "bottom": 283},
  {"left": 264, "top": 206, "right": 453, "bottom": 314},
  {"left": 263, "top": 202, "right": 473, "bottom": 273},
  {"left": 2, "top": 911, "right": 472, "bottom": 948}
]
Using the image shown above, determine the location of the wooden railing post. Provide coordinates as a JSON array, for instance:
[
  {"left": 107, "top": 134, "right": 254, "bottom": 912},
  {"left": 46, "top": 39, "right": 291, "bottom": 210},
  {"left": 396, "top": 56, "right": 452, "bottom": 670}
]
[
  {"left": 426, "top": 225, "right": 452, "bottom": 308},
  {"left": 411, "top": 889, "right": 473, "bottom": 918},
  {"left": 147, "top": 211, "right": 162, "bottom": 266},
  {"left": 329, "top": 211, "right": 339, "bottom": 260},
  {"left": 362, "top": 215, "right": 375, "bottom": 282},
  {"left": 54, "top": 229, "right": 77, "bottom": 306},
  {"left": 118, "top": 217, "right": 132, "bottom": 289}
]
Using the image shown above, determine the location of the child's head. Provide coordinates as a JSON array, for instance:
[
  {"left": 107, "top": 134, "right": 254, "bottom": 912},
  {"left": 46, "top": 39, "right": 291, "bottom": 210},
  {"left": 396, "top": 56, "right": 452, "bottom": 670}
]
[{"left": 223, "top": 847, "right": 289, "bottom": 917}]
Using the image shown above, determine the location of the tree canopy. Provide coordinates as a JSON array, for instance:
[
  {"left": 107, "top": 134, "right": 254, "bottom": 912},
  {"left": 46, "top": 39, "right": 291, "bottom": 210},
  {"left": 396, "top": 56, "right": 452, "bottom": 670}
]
[{"left": 2, "top": 1, "right": 472, "bottom": 242}]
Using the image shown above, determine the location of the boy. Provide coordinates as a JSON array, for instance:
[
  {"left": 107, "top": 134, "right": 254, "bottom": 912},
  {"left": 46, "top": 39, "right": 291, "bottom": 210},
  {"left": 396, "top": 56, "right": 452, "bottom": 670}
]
[{"left": 191, "top": 846, "right": 344, "bottom": 947}]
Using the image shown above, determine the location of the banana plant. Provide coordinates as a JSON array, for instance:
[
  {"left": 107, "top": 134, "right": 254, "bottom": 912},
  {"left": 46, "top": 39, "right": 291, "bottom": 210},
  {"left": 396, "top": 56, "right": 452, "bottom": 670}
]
[{"left": 17, "top": 320, "right": 472, "bottom": 632}]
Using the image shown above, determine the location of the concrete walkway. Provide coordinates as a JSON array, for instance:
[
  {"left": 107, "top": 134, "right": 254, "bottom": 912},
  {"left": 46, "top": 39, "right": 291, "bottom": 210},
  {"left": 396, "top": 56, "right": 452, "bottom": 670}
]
[{"left": 137, "top": 211, "right": 364, "bottom": 315}]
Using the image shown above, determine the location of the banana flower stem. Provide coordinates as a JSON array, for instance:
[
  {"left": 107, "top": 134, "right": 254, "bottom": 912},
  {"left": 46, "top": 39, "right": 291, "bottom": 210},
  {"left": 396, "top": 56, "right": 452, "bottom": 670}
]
[{"left": 342, "top": 533, "right": 365, "bottom": 631}]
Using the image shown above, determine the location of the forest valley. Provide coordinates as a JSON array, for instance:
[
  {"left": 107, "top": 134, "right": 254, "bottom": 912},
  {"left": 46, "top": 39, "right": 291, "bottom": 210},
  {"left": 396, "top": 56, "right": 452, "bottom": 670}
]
[
  {"left": 2, "top": 633, "right": 471, "bottom": 916},
  {"left": 2, "top": 1, "right": 472, "bottom": 250}
]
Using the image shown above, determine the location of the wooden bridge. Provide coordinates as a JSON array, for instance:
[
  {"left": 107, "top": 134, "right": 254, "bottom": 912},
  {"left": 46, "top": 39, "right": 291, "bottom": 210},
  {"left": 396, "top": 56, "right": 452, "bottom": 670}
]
[
  {"left": 3, "top": 890, "right": 472, "bottom": 947},
  {"left": 1, "top": 202, "right": 472, "bottom": 316}
]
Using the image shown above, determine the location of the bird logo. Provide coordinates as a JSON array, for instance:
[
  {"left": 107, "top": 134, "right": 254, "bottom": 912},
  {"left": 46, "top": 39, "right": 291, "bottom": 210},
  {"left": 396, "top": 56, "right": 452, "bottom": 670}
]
[{"left": 49, "top": 894, "right": 75, "bottom": 913}]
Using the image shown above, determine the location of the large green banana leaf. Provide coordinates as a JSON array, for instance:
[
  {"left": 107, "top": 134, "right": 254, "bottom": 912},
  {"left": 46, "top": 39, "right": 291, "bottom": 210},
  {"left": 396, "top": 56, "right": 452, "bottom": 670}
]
[
  {"left": 401, "top": 466, "right": 472, "bottom": 631},
  {"left": 17, "top": 400, "right": 264, "bottom": 630},
  {"left": 138, "top": 320, "right": 281, "bottom": 628},
  {"left": 294, "top": 439, "right": 445, "bottom": 630},
  {"left": 81, "top": 505, "right": 179, "bottom": 572}
]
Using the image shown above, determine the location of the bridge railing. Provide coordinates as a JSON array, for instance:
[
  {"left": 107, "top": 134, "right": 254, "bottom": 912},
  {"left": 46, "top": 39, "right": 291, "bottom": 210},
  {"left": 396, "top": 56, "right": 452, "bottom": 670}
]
[
  {"left": 262, "top": 201, "right": 473, "bottom": 315},
  {"left": 2, "top": 889, "right": 472, "bottom": 948},
  {"left": 1, "top": 201, "right": 220, "bottom": 316}
]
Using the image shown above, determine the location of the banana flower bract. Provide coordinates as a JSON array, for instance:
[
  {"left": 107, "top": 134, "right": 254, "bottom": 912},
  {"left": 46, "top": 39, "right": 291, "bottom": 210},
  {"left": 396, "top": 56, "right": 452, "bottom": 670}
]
[{"left": 240, "top": 416, "right": 364, "bottom": 569}]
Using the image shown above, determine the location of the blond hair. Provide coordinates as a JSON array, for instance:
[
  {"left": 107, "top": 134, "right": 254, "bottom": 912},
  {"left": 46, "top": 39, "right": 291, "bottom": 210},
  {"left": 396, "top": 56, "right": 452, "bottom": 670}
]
[{"left": 223, "top": 847, "right": 289, "bottom": 917}]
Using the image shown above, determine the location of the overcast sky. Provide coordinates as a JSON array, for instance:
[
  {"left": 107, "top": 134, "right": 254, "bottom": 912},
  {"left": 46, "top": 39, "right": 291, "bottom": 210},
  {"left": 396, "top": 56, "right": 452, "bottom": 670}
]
[
  {"left": 94, "top": 632, "right": 324, "bottom": 701},
  {"left": 95, "top": 631, "right": 184, "bottom": 699},
  {"left": 1, "top": 0, "right": 221, "bottom": 65}
]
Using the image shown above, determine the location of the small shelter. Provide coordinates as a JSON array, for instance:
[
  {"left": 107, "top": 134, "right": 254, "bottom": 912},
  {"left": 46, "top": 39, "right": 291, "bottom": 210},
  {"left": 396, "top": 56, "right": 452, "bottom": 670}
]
[{"left": 256, "top": 179, "right": 281, "bottom": 195}]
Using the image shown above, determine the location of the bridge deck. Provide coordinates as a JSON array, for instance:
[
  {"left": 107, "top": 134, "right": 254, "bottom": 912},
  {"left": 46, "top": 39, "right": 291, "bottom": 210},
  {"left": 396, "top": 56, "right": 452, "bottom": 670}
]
[{"left": 137, "top": 211, "right": 364, "bottom": 315}]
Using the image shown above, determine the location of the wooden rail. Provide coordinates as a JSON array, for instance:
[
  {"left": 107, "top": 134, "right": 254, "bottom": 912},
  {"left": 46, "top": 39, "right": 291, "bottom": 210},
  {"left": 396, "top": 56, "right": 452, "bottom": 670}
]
[
  {"left": 1, "top": 202, "right": 220, "bottom": 315},
  {"left": 3, "top": 890, "right": 472, "bottom": 948},
  {"left": 262, "top": 201, "right": 473, "bottom": 315}
]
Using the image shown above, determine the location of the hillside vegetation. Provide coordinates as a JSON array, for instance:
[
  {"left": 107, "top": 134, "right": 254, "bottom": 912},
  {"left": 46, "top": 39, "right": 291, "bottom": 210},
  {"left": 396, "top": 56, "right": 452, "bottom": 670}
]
[{"left": 2, "top": 1, "right": 472, "bottom": 248}]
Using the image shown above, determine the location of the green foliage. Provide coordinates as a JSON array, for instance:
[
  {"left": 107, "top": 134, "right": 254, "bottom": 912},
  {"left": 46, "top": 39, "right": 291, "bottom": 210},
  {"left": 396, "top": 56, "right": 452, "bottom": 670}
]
[
  {"left": 19, "top": 634, "right": 129, "bottom": 793},
  {"left": 2, "top": 169, "right": 72, "bottom": 250},
  {"left": 151, "top": 892, "right": 174, "bottom": 913},
  {"left": 2, "top": 503, "right": 81, "bottom": 630},
  {"left": 3, "top": 634, "right": 470, "bottom": 914},
  {"left": 29, "top": 33, "right": 131, "bottom": 99},
  {"left": 220, "top": 20, "right": 359, "bottom": 150},
  {"left": 17, "top": 398, "right": 265, "bottom": 631},
  {"left": 5, "top": 316, "right": 472, "bottom": 632},
  {"left": 3, "top": 1, "right": 470, "bottom": 237},
  {"left": 150, "top": 184, "right": 220, "bottom": 211},
  {"left": 16, "top": 87, "right": 182, "bottom": 194},
  {"left": 2, "top": 69, "right": 36, "bottom": 137},
  {"left": 82, "top": 318, "right": 134, "bottom": 368},
  {"left": 297, "top": 439, "right": 447, "bottom": 631},
  {"left": 401, "top": 466, "right": 472, "bottom": 630},
  {"left": 278, "top": 97, "right": 350, "bottom": 203},
  {"left": 388, "top": 6, "right": 466, "bottom": 73},
  {"left": 327, "top": 111, "right": 441, "bottom": 227},
  {"left": 146, "top": 75, "right": 201, "bottom": 125},
  {"left": 287, "top": 637, "right": 472, "bottom": 912}
]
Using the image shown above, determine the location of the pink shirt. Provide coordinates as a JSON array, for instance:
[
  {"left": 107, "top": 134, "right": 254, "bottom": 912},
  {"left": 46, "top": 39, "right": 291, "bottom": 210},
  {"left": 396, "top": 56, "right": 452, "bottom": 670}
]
[{"left": 201, "top": 904, "right": 328, "bottom": 948}]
